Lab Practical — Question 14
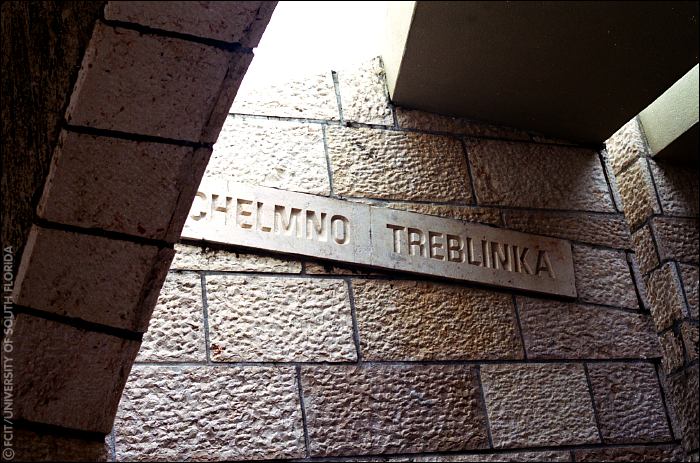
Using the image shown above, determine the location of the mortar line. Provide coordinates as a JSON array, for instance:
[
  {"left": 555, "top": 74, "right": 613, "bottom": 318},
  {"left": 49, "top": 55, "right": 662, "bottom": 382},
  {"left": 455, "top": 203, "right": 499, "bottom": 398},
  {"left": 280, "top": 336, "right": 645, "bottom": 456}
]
[
  {"left": 64, "top": 123, "right": 212, "bottom": 149},
  {"left": 653, "top": 362, "right": 679, "bottom": 441},
  {"left": 200, "top": 273, "right": 212, "bottom": 364},
  {"left": 475, "top": 365, "right": 494, "bottom": 448},
  {"left": 331, "top": 70, "right": 345, "bottom": 124},
  {"left": 322, "top": 124, "right": 335, "bottom": 197},
  {"left": 296, "top": 365, "right": 312, "bottom": 458},
  {"left": 625, "top": 251, "right": 648, "bottom": 313},
  {"left": 673, "top": 261, "right": 693, "bottom": 317},
  {"left": 643, "top": 157, "right": 665, "bottom": 216},
  {"left": 344, "top": 278, "right": 363, "bottom": 363},
  {"left": 34, "top": 218, "right": 174, "bottom": 249},
  {"left": 460, "top": 137, "right": 479, "bottom": 206},
  {"left": 583, "top": 363, "right": 606, "bottom": 444},
  {"left": 598, "top": 149, "right": 622, "bottom": 213},
  {"left": 511, "top": 295, "right": 528, "bottom": 360}
]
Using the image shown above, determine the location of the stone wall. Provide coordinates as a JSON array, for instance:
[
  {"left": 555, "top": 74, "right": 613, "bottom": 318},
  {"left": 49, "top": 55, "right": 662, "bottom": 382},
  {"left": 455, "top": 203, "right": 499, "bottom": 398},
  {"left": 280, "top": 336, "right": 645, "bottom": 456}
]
[
  {"left": 607, "top": 119, "right": 699, "bottom": 458},
  {"left": 111, "top": 58, "right": 689, "bottom": 461}
]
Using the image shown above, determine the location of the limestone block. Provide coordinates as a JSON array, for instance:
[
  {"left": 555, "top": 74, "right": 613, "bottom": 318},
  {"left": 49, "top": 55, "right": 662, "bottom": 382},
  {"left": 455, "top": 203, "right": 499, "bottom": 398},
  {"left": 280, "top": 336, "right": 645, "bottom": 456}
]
[
  {"left": 518, "top": 297, "right": 660, "bottom": 359},
  {"left": 337, "top": 57, "right": 393, "bottom": 125},
  {"left": 352, "top": 279, "right": 522, "bottom": 360},
  {"left": 481, "top": 363, "right": 599, "bottom": 448},
  {"left": 679, "top": 264, "right": 699, "bottom": 318},
  {"left": 137, "top": 272, "right": 205, "bottom": 362},
  {"left": 616, "top": 159, "right": 661, "bottom": 229},
  {"left": 646, "top": 263, "right": 686, "bottom": 331},
  {"left": 38, "top": 130, "right": 208, "bottom": 241},
  {"left": 652, "top": 217, "right": 699, "bottom": 265},
  {"left": 205, "top": 117, "right": 330, "bottom": 195},
  {"left": 115, "top": 365, "right": 304, "bottom": 461},
  {"left": 504, "top": 210, "right": 630, "bottom": 249},
  {"left": 301, "top": 365, "right": 488, "bottom": 456},
  {"left": 171, "top": 243, "right": 301, "bottom": 272},
  {"left": 13, "top": 428, "right": 109, "bottom": 462},
  {"left": 574, "top": 445, "right": 684, "bottom": 462},
  {"left": 605, "top": 118, "right": 648, "bottom": 175},
  {"left": 467, "top": 139, "right": 614, "bottom": 212},
  {"left": 666, "top": 365, "right": 699, "bottom": 451},
  {"left": 682, "top": 322, "right": 698, "bottom": 362},
  {"left": 631, "top": 225, "right": 659, "bottom": 274},
  {"left": 206, "top": 275, "right": 356, "bottom": 361},
  {"left": 9, "top": 314, "right": 140, "bottom": 433},
  {"left": 327, "top": 126, "right": 471, "bottom": 202},
  {"left": 396, "top": 107, "right": 531, "bottom": 141},
  {"left": 587, "top": 363, "right": 671, "bottom": 443},
  {"left": 383, "top": 202, "right": 502, "bottom": 226},
  {"left": 13, "top": 226, "right": 172, "bottom": 332},
  {"left": 649, "top": 162, "right": 699, "bottom": 217},
  {"left": 231, "top": 70, "right": 339, "bottom": 120},
  {"left": 573, "top": 245, "right": 638, "bottom": 309},
  {"left": 66, "top": 24, "right": 250, "bottom": 141},
  {"left": 104, "top": 1, "right": 276, "bottom": 46}
]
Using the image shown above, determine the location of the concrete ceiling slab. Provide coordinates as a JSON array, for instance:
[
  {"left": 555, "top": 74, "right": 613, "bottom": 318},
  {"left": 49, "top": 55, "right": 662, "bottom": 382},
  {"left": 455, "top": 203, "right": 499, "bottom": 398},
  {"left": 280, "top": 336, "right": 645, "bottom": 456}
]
[{"left": 384, "top": 1, "right": 699, "bottom": 144}]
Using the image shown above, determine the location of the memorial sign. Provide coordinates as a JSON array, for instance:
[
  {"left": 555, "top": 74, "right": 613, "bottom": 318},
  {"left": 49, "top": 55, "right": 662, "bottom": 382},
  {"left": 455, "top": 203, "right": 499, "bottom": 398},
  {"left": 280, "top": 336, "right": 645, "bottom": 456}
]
[{"left": 182, "top": 180, "right": 577, "bottom": 297}]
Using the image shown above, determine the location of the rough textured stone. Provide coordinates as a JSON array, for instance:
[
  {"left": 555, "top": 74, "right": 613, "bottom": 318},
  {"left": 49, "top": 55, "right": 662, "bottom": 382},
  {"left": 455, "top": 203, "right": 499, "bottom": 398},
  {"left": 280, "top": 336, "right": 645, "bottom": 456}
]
[
  {"left": 66, "top": 24, "right": 250, "bottom": 142},
  {"left": 304, "top": 261, "right": 384, "bottom": 276},
  {"left": 481, "top": 363, "right": 599, "bottom": 448},
  {"left": 115, "top": 365, "right": 304, "bottom": 461},
  {"left": 467, "top": 139, "right": 614, "bottom": 212},
  {"left": 37, "top": 130, "right": 206, "bottom": 241},
  {"left": 605, "top": 118, "right": 648, "bottom": 175},
  {"left": 682, "top": 322, "right": 699, "bottom": 362},
  {"left": 573, "top": 245, "right": 638, "bottom": 309},
  {"left": 206, "top": 275, "right": 355, "bottom": 362},
  {"left": 646, "top": 263, "right": 686, "bottom": 332},
  {"left": 13, "top": 226, "right": 173, "bottom": 332},
  {"left": 652, "top": 217, "right": 700, "bottom": 265},
  {"left": 408, "top": 452, "right": 571, "bottom": 462},
  {"left": 395, "top": 107, "right": 531, "bottom": 141},
  {"left": 327, "top": 126, "right": 471, "bottom": 202},
  {"left": 137, "top": 272, "right": 204, "bottom": 362},
  {"left": 231, "top": 70, "right": 339, "bottom": 120},
  {"left": 679, "top": 264, "right": 699, "bottom": 318},
  {"left": 518, "top": 297, "right": 660, "bottom": 359},
  {"left": 649, "top": 162, "right": 700, "bottom": 218},
  {"left": 614, "top": 159, "right": 660, "bottom": 229},
  {"left": 631, "top": 225, "right": 659, "bottom": 274},
  {"left": 205, "top": 117, "right": 330, "bottom": 195},
  {"left": 660, "top": 330, "right": 685, "bottom": 374},
  {"left": 105, "top": 1, "right": 276, "bottom": 46},
  {"left": 630, "top": 254, "right": 652, "bottom": 311},
  {"left": 338, "top": 57, "right": 393, "bottom": 125},
  {"left": 13, "top": 428, "right": 109, "bottom": 462},
  {"left": 574, "top": 445, "right": 685, "bottom": 462},
  {"left": 301, "top": 365, "right": 488, "bottom": 456},
  {"left": 504, "top": 210, "right": 630, "bottom": 249},
  {"left": 665, "top": 365, "right": 699, "bottom": 451},
  {"left": 8, "top": 314, "right": 140, "bottom": 433},
  {"left": 588, "top": 363, "right": 671, "bottom": 443},
  {"left": 352, "top": 279, "right": 522, "bottom": 360},
  {"left": 172, "top": 243, "right": 302, "bottom": 273},
  {"left": 382, "top": 202, "right": 502, "bottom": 226}
]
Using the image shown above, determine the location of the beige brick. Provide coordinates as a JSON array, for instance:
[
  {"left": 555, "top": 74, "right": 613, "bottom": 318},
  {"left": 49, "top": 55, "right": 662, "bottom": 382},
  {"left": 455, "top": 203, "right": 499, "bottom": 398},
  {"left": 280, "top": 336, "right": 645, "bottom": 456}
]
[
  {"left": 574, "top": 445, "right": 684, "bottom": 462},
  {"left": 13, "top": 226, "right": 172, "bottom": 332},
  {"left": 679, "top": 264, "right": 699, "bottom": 318},
  {"left": 605, "top": 118, "right": 648, "bottom": 175},
  {"left": 666, "top": 365, "right": 699, "bottom": 451},
  {"left": 396, "top": 107, "right": 531, "bottom": 141},
  {"left": 659, "top": 330, "right": 685, "bottom": 374},
  {"left": 382, "top": 202, "right": 502, "bottom": 226},
  {"left": 66, "top": 24, "right": 250, "bottom": 141},
  {"left": 172, "top": 243, "right": 302, "bottom": 273},
  {"left": 338, "top": 57, "right": 393, "bottom": 125},
  {"left": 616, "top": 159, "right": 660, "bottom": 229},
  {"left": 38, "top": 130, "right": 208, "bottom": 241},
  {"left": 328, "top": 126, "right": 471, "bottom": 201},
  {"left": 231, "top": 70, "right": 339, "bottom": 120},
  {"left": 206, "top": 275, "right": 355, "bottom": 362},
  {"left": 302, "top": 365, "right": 488, "bottom": 457},
  {"left": 353, "top": 280, "right": 522, "bottom": 360},
  {"left": 115, "top": 365, "right": 304, "bottom": 461},
  {"left": 8, "top": 314, "right": 140, "bottom": 433},
  {"left": 104, "top": 1, "right": 275, "bottom": 46},
  {"left": 646, "top": 263, "right": 686, "bottom": 331},
  {"left": 649, "top": 162, "right": 699, "bottom": 218},
  {"left": 682, "top": 322, "right": 699, "bottom": 362},
  {"left": 573, "top": 245, "right": 638, "bottom": 309},
  {"left": 13, "top": 428, "right": 109, "bottom": 462},
  {"left": 137, "top": 272, "right": 205, "bottom": 362},
  {"left": 481, "top": 363, "right": 599, "bottom": 448},
  {"left": 504, "top": 210, "right": 630, "bottom": 249},
  {"left": 205, "top": 117, "right": 330, "bottom": 195},
  {"left": 467, "top": 139, "right": 614, "bottom": 212},
  {"left": 588, "top": 363, "right": 671, "bottom": 443},
  {"left": 631, "top": 225, "right": 659, "bottom": 274},
  {"left": 518, "top": 297, "right": 660, "bottom": 359},
  {"left": 652, "top": 217, "right": 699, "bottom": 265}
]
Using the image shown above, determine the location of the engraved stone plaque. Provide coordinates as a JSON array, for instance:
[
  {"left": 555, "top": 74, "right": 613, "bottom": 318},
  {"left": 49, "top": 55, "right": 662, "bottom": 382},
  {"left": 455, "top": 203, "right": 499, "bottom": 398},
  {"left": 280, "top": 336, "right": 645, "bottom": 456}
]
[{"left": 182, "top": 180, "right": 576, "bottom": 297}]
